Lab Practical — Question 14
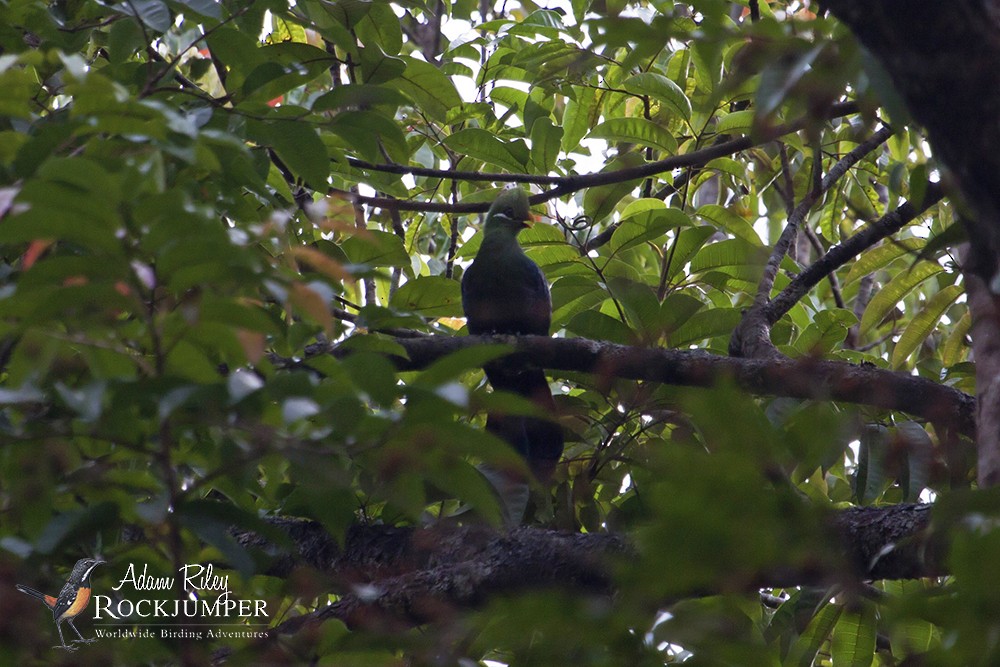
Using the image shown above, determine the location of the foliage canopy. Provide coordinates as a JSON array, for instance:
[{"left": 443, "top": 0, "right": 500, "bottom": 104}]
[{"left": 0, "top": 0, "right": 991, "bottom": 665}]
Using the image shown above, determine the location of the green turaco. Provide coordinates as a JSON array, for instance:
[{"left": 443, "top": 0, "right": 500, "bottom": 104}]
[{"left": 461, "top": 187, "right": 564, "bottom": 483}]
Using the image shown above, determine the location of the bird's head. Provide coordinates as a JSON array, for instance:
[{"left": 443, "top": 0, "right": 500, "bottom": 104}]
[
  {"left": 484, "top": 187, "right": 533, "bottom": 236},
  {"left": 71, "top": 558, "right": 105, "bottom": 581}
]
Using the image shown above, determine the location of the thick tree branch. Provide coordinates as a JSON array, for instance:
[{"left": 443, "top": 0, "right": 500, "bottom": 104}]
[
  {"left": 963, "top": 247, "right": 1000, "bottom": 487},
  {"left": 227, "top": 503, "right": 942, "bottom": 638},
  {"left": 296, "top": 335, "right": 975, "bottom": 437}
]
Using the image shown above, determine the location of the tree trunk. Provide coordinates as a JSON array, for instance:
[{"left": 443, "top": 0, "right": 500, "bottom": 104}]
[{"left": 823, "top": 0, "right": 1000, "bottom": 486}]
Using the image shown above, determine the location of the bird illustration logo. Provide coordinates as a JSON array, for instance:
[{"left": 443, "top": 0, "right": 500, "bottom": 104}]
[{"left": 16, "top": 557, "right": 105, "bottom": 651}]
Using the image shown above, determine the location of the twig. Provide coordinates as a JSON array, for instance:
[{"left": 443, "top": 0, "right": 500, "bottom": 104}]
[
  {"left": 755, "top": 125, "right": 894, "bottom": 307},
  {"left": 802, "top": 225, "right": 846, "bottom": 310},
  {"left": 764, "top": 182, "right": 944, "bottom": 323}
]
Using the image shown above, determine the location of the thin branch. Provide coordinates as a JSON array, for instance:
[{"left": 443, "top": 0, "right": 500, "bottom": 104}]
[
  {"left": 764, "top": 182, "right": 944, "bottom": 323},
  {"left": 802, "top": 225, "right": 847, "bottom": 310},
  {"left": 755, "top": 125, "right": 894, "bottom": 307},
  {"left": 446, "top": 176, "right": 460, "bottom": 279},
  {"left": 847, "top": 273, "right": 875, "bottom": 348},
  {"left": 331, "top": 103, "right": 860, "bottom": 214},
  {"left": 343, "top": 157, "right": 564, "bottom": 185},
  {"left": 585, "top": 168, "right": 695, "bottom": 255},
  {"left": 387, "top": 204, "right": 405, "bottom": 300},
  {"left": 777, "top": 142, "right": 796, "bottom": 214},
  {"left": 140, "top": 3, "right": 255, "bottom": 97}
]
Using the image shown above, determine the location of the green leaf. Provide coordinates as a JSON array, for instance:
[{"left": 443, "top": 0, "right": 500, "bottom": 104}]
[
  {"left": 689, "top": 238, "right": 766, "bottom": 274},
  {"left": 607, "top": 277, "right": 661, "bottom": 338},
  {"left": 323, "top": 0, "right": 372, "bottom": 28},
  {"left": 891, "top": 284, "right": 963, "bottom": 369},
  {"left": 609, "top": 207, "right": 690, "bottom": 254},
  {"left": 390, "top": 276, "right": 463, "bottom": 317},
  {"left": 341, "top": 230, "right": 410, "bottom": 267},
  {"left": 715, "top": 109, "right": 755, "bottom": 135},
  {"left": 35, "top": 503, "right": 119, "bottom": 554},
  {"left": 177, "top": 500, "right": 259, "bottom": 576},
  {"left": 566, "top": 310, "right": 632, "bottom": 344},
  {"left": 794, "top": 309, "right": 855, "bottom": 355},
  {"left": 529, "top": 117, "right": 562, "bottom": 174},
  {"left": 588, "top": 117, "right": 677, "bottom": 154},
  {"left": 843, "top": 238, "right": 924, "bottom": 286},
  {"left": 859, "top": 262, "right": 944, "bottom": 335},
  {"left": 358, "top": 44, "right": 407, "bottom": 85},
  {"left": 583, "top": 152, "right": 644, "bottom": 222},
  {"left": 704, "top": 157, "right": 747, "bottom": 182},
  {"left": 313, "top": 84, "right": 408, "bottom": 112},
  {"left": 329, "top": 110, "right": 410, "bottom": 163},
  {"left": 659, "top": 293, "right": 705, "bottom": 334},
  {"left": 942, "top": 311, "right": 971, "bottom": 367},
  {"left": 831, "top": 602, "right": 877, "bottom": 667},
  {"left": 756, "top": 44, "right": 824, "bottom": 117},
  {"left": 897, "top": 421, "right": 933, "bottom": 502},
  {"left": 414, "top": 345, "right": 512, "bottom": 388},
  {"left": 337, "top": 333, "right": 409, "bottom": 359},
  {"left": 562, "top": 85, "right": 602, "bottom": 152},
  {"left": 623, "top": 72, "right": 692, "bottom": 120},
  {"left": 393, "top": 56, "right": 463, "bottom": 121},
  {"left": 550, "top": 275, "right": 606, "bottom": 325},
  {"left": 917, "top": 220, "right": 967, "bottom": 264},
  {"left": 424, "top": 446, "right": 502, "bottom": 526},
  {"left": 696, "top": 204, "right": 761, "bottom": 245},
  {"left": 490, "top": 86, "right": 527, "bottom": 114},
  {"left": 355, "top": 2, "right": 403, "bottom": 55},
  {"left": 665, "top": 227, "right": 716, "bottom": 279},
  {"left": 0, "top": 68, "right": 36, "bottom": 119},
  {"left": 444, "top": 128, "right": 525, "bottom": 173},
  {"left": 511, "top": 42, "right": 598, "bottom": 84},
  {"left": 881, "top": 581, "right": 936, "bottom": 654},
  {"left": 669, "top": 308, "right": 742, "bottom": 347},
  {"left": 115, "top": 0, "right": 172, "bottom": 33},
  {"left": 248, "top": 119, "right": 329, "bottom": 190},
  {"left": 342, "top": 352, "right": 399, "bottom": 405},
  {"left": 855, "top": 424, "right": 888, "bottom": 504},
  {"left": 170, "top": 0, "right": 222, "bottom": 19},
  {"left": 785, "top": 602, "right": 843, "bottom": 667}
]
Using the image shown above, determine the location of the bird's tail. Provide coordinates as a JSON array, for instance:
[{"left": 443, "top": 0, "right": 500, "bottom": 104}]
[
  {"left": 15, "top": 584, "right": 49, "bottom": 604},
  {"left": 486, "top": 364, "right": 563, "bottom": 482}
]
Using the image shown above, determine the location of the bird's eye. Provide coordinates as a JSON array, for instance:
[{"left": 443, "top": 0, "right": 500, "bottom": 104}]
[{"left": 504, "top": 208, "right": 514, "bottom": 217}]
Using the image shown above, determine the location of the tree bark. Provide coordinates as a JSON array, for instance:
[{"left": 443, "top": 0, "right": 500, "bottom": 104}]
[
  {"left": 282, "top": 335, "right": 976, "bottom": 438},
  {"left": 822, "top": 0, "right": 1000, "bottom": 485},
  {"left": 230, "top": 503, "right": 943, "bottom": 636}
]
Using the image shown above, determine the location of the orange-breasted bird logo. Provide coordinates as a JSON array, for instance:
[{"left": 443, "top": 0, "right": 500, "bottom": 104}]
[{"left": 16, "top": 558, "right": 105, "bottom": 651}]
